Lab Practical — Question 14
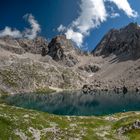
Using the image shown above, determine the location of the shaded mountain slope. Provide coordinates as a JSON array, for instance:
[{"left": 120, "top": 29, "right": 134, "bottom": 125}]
[
  {"left": 89, "top": 23, "right": 140, "bottom": 90},
  {"left": 93, "top": 23, "right": 140, "bottom": 60}
]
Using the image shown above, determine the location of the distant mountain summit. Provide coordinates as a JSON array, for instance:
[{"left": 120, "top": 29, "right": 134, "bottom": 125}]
[
  {"left": 47, "top": 35, "right": 81, "bottom": 67},
  {"left": 93, "top": 22, "right": 140, "bottom": 59}
]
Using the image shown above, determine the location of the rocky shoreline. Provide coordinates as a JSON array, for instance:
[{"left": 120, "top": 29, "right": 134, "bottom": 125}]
[{"left": 82, "top": 84, "right": 140, "bottom": 94}]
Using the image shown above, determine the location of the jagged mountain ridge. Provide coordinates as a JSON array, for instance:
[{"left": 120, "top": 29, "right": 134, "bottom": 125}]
[
  {"left": 47, "top": 35, "right": 81, "bottom": 67},
  {"left": 93, "top": 22, "right": 140, "bottom": 59},
  {"left": 0, "top": 35, "right": 81, "bottom": 67},
  {"left": 0, "top": 23, "right": 140, "bottom": 94},
  {"left": 0, "top": 36, "right": 49, "bottom": 55}
]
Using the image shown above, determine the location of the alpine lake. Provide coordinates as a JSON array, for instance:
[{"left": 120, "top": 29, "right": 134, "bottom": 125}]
[{"left": 2, "top": 90, "right": 140, "bottom": 116}]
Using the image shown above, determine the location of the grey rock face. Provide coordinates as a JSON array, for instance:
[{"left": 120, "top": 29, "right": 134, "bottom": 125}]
[
  {"left": 17, "top": 36, "right": 48, "bottom": 54},
  {"left": 0, "top": 36, "right": 48, "bottom": 54},
  {"left": 93, "top": 22, "right": 140, "bottom": 59},
  {"left": 47, "top": 35, "right": 79, "bottom": 67},
  {"left": 0, "top": 36, "right": 25, "bottom": 54}
]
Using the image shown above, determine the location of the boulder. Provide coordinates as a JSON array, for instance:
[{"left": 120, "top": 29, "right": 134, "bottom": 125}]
[
  {"left": 123, "top": 86, "right": 128, "bottom": 94},
  {"left": 79, "top": 64, "right": 100, "bottom": 73},
  {"left": 114, "top": 87, "right": 122, "bottom": 94},
  {"left": 82, "top": 85, "right": 98, "bottom": 94},
  {"left": 136, "top": 87, "right": 140, "bottom": 93}
]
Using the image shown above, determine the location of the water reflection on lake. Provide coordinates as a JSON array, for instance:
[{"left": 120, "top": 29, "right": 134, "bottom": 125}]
[{"left": 4, "top": 91, "right": 140, "bottom": 116}]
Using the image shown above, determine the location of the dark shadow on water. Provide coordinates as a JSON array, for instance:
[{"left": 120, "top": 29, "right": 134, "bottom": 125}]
[{"left": 4, "top": 91, "right": 140, "bottom": 116}]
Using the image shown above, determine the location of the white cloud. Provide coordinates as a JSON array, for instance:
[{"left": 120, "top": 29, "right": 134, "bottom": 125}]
[
  {"left": 0, "top": 26, "right": 22, "bottom": 38},
  {"left": 23, "top": 14, "right": 41, "bottom": 39},
  {"left": 64, "top": 0, "right": 107, "bottom": 47},
  {"left": 106, "top": 0, "right": 138, "bottom": 18},
  {"left": 0, "top": 14, "right": 41, "bottom": 39},
  {"left": 57, "top": 24, "right": 66, "bottom": 32},
  {"left": 65, "top": 29, "right": 83, "bottom": 46},
  {"left": 109, "top": 7, "right": 120, "bottom": 18},
  {"left": 110, "top": 13, "right": 120, "bottom": 18},
  {"left": 58, "top": 0, "right": 138, "bottom": 47},
  {"left": 72, "top": 0, "right": 107, "bottom": 34}
]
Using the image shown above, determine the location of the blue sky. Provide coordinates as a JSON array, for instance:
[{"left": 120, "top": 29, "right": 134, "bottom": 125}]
[{"left": 0, "top": 0, "right": 140, "bottom": 51}]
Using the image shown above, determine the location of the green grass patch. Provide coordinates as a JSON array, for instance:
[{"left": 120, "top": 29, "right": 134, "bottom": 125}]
[
  {"left": 35, "top": 87, "right": 56, "bottom": 94},
  {"left": 0, "top": 103, "right": 140, "bottom": 139}
]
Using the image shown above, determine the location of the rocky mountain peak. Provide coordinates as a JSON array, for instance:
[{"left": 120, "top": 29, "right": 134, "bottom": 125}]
[
  {"left": 0, "top": 34, "right": 81, "bottom": 67},
  {"left": 47, "top": 35, "right": 80, "bottom": 67},
  {"left": 93, "top": 22, "right": 140, "bottom": 59},
  {"left": 48, "top": 35, "right": 77, "bottom": 55},
  {"left": 123, "top": 22, "right": 140, "bottom": 31}
]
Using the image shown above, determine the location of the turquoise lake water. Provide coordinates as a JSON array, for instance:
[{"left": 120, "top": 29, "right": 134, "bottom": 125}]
[{"left": 4, "top": 91, "right": 140, "bottom": 116}]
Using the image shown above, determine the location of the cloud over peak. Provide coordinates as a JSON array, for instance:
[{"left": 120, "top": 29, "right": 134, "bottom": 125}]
[
  {"left": 65, "top": 29, "right": 84, "bottom": 47},
  {"left": 23, "top": 14, "right": 41, "bottom": 39},
  {"left": 57, "top": 24, "right": 66, "bottom": 32},
  {"left": 0, "top": 27, "right": 22, "bottom": 38},
  {"left": 58, "top": 0, "right": 138, "bottom": 47},
  {"left": 0, "top": 14, "right": 41, "bottom": 39},
  {"left": 73, "top": 0, "right": 107, "bottom": 35}
]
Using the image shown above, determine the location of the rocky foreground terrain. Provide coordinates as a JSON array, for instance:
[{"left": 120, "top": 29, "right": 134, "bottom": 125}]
[{"left": 0, "top": 22, "right": 140, "bottom": 94}]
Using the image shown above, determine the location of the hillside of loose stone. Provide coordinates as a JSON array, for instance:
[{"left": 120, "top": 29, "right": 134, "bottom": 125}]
[{"left": 0, "top": 23, "right": 140, "bottom": 94}]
